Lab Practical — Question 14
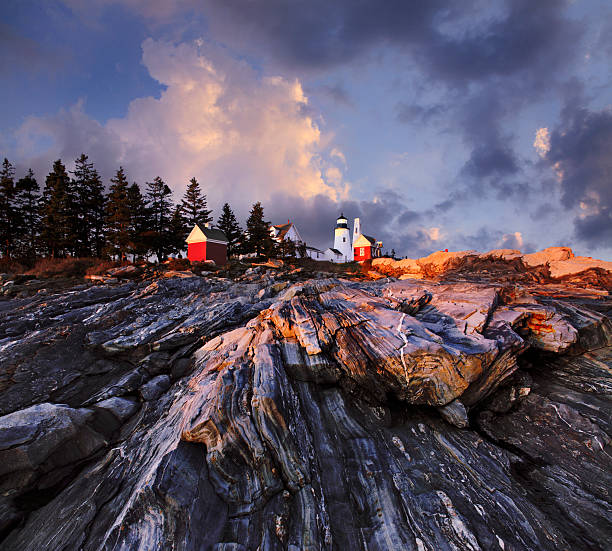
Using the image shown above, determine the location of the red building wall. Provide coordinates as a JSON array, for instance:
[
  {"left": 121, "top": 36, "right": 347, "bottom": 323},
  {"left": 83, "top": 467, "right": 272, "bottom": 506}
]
[
  {"left": 188, "top": 241, "right": 227, "bottom": 265},
  {"left": 205, "top": 241, "right": 227, "bottom": 265},
  {"left": 354, "top": 245, "right": 371, "bottom": 262},
  {"left": 188, "top": 242, "right": 207, "bottom": 262}
]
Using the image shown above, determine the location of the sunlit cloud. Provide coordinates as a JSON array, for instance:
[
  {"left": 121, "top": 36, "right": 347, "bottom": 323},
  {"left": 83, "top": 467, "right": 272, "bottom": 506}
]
[
  {"left": 533, "top": 127, "right": 550, "bottom": 158},
  {"left": 14, "top": 38, "right": 348, "bottom": 211},
  {"left": 426, "top": 227, "right": 442, "bottom": 241}
]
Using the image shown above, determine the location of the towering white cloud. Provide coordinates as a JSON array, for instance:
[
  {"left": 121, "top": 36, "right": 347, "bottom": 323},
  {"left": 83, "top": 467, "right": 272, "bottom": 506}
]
[{"left": 15, "top": 38, "right": 347, "bottom": 213}]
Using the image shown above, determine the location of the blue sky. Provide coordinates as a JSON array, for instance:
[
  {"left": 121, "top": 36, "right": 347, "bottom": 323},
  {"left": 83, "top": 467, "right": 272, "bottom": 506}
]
[{"left": 2, "top": 0, "right": 612, "bottom": 259}]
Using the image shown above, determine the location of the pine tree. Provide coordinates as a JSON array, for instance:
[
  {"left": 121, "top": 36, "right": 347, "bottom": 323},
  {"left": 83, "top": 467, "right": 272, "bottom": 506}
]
[
  {"left": 14, "top": 169, "right": 40, "bottom": 258},
  {"left": 39, "top": 159, "right": 72, "bottom": 257},
  {"left": 105, "top": 167, "right": 131, "bottom": 260},
  {"left": 217, "top": 203, "right": 243, "bottom": 257},
  {"left": 145, "top": 176, "right": 173, "bottom": 262},
  {"left": 245, "top": 202, "right": 274, "bottom": 257},
  {"left": 181, "top": 177, "right": 212, "bottom": 228},
  {"left": 168, "top": 205, "right": 188, "bottom": 256},
  {"left": 284, "top": 238, "right": 297, "bottom": 258},
  {"left": 72, "top": 154, "right": 105, "bottom": 256},
  {"left": 126, "top": 182, "right": 148, "bottom": 261},
  {"left": 0, "top": 159, "right": 17, "bottom": 258}
]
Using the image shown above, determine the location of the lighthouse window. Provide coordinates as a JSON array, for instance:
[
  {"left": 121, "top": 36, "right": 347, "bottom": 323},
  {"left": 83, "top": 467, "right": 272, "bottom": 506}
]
[{"left": 343, "top": 237, "right": 346, "bottom": 242}]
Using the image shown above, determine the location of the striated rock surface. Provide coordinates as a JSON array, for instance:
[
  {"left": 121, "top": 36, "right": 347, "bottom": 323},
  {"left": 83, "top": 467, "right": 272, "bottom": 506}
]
[
  {"left": 0, "top": 268, "right": 610, "bottom": 550},
  {"left": 373, "top": 246, "right": 612, "bottom": 290}
]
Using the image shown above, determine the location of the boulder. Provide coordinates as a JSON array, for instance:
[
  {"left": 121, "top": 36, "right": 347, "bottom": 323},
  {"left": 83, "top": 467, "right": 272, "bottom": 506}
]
[
  {"left": 549, "top": 256, "right": 612, "bottom": 279},
  {"left": 522, "top": 246, "right": 574, "bottom": 267},
  {"left": 106, "top": 265, "right": 141, "bottom": 278},
  {"left": 0, "top": 403, "right": 106, "bottom": 482},
  {"left": 139, "top": 375, "right": 171, "bottom": 401}
]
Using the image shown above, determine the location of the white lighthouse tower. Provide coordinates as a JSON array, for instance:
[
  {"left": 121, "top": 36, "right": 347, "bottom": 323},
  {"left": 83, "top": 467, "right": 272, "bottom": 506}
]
[{"left": 334, "top": 213, "right": 353, "bottom": 261}]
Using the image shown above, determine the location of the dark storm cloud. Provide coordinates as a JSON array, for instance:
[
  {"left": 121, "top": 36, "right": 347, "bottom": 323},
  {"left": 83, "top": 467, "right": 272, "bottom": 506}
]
[
  {"left": 574, "top": 209, "right": 612, "bottom": 246},
  {"left": 203, "top": 0, "right": 580, "bottom": 86},
  {"left": 267, "top": 189, "right": 425, "bottom": 256},
  {"left": 452, "top": 226, "right": 536, "bottom": 254},
  {"left": 202, "top": 0, "right": 443, "bottom": 70},
  {"left": 15, "top": 103, "right": 122, "bottom": 185},
  {"left": 462, "top": 145, "right": 519, "bottom": 178},
  {"left": 545, "top": 104, "right": 612, "bottom": 247}
]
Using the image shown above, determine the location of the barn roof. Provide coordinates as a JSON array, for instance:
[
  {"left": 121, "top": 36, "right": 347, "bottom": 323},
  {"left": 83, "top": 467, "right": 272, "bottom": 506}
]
[
  {"left": 272, "top": 222, "right": 293, "bottom": 239},
  {"left": 186, "top": 224, "right": 228, "bottom": 244},
  {"left": 354, "top": 234, "right": 377, "bottom": 247}
]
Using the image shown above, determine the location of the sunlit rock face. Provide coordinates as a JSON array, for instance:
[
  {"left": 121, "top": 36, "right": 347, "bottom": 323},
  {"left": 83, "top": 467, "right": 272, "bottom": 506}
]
[
  {"left": 0, "top": 269, "right": 610, "bottom": 550},
  {"left": 372, "top": 246, "right": 612, "bottom": 290}
]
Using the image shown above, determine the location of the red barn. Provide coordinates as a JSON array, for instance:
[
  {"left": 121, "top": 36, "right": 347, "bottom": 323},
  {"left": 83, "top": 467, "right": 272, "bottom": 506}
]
[
  {"left": 186, "top": 224, "right": 228, "bottom": 265},
  {"left": 354, "top": 234, "right": 383, "bottom": 262}
]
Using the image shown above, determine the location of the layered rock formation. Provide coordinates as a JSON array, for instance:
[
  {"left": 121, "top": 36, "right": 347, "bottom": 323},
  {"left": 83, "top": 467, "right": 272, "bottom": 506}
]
[
  {"left": 0, "top": 265, "right": 610, "bottom": 550},
  {"left": 372, "top": 246, "right": 612, "bottom": 289}
]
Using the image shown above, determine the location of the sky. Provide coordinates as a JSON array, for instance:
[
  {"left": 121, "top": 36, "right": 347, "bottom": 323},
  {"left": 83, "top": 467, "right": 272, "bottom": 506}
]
[{"left": 2, "top": 0, "right": 611, "bottom": 259}]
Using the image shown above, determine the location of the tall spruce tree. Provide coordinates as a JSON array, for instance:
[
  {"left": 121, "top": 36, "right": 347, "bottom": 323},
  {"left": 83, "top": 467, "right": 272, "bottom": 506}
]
[
  {"left": 127, "top": 182, "right": 148, "bottom": 260},
  {"left": 14, "top": 169, "right": 40, "bottom": 258},
  {"left": 168, "top": 205, "right": 188, "bottom": 256},
  {"left": 105, "top": 167, "right": 131, "bottom": 260},
  {"left": 245, "top": 202, "right": 274, "bottom": 257},
  {"left": 39, "top": 159, "right": 72, "bottom": 257},
  {"left": 145, "top": 176, "right": 173, "bottom": 262},
  {"left": 217, "top": 203, "right": 243, "bottom": 257},
  {"left": 72, "top": 154, "right": 105, "bottom": 257},
  {"left": 180, "top": 177, "right": 212, "bottom": 228},
  {"left": 0, "top": 158, "right": 17, "bottom": 258}
]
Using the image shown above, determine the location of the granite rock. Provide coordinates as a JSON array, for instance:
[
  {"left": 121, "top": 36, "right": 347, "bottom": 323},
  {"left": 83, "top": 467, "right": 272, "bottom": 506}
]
[{"left": 0, "top": 271, "right": 610, "bottom": 549}]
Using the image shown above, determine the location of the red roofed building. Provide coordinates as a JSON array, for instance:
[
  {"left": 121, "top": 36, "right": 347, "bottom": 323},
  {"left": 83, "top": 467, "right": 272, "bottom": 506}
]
[
  {"left": 353, "top": 233, "right": 383, "bottom": 262},
  {"left": 185, "top": 224, "right": 228, "bottom": 265}
]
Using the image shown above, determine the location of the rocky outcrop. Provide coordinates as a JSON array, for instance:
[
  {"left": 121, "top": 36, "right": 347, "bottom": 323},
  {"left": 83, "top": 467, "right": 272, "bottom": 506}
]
[
  {"left": 0, "top": 269, "right": 610, "bottom": 550},
  {"left": 372, "top": 246, "right": 612, "bottom": 290}
]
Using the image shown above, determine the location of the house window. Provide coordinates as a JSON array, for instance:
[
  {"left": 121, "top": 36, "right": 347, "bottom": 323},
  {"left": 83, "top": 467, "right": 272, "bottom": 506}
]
[{"left": 360, "top": 247, "right": 365, "bottom": 256}]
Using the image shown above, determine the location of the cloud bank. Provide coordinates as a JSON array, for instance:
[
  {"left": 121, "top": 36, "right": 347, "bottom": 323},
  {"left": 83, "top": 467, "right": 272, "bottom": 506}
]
[{"left": 15, "top": 38, "right": 348, "bottom": 214}]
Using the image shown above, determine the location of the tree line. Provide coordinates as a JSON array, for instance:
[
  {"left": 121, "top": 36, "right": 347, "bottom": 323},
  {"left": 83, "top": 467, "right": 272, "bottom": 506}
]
[{"left": 0, "top": 155, "right": 300, "bottom": 262}]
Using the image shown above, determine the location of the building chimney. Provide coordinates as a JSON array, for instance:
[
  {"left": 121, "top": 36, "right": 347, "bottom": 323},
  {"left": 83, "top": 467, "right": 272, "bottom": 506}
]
[{"left": 205, "top": 222, "right": 210, "bottom": 228}]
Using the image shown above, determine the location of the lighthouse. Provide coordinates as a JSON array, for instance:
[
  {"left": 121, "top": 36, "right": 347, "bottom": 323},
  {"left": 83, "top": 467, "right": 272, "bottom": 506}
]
[{"left": 333, "top": 213, "right": 353, "bottom": 261}]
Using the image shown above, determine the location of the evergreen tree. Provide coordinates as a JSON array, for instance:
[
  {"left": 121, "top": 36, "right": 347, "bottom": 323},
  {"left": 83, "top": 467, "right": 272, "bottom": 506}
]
[
  {"left": 14, "top": 169, "right": 40, "bottom": 258},
  {"left": 284, "top": 238, "right": 297, "bottom": 258},
  {"left": 72, "top": 154, "right": 105, "bottom": 256},
  {"left": 245, "top": 202, "right": 274, "bottom": 257},
  {"left": 217, "top": 202, "right": 243, "bottom": 257},
  {"left": 126, "top": 182, "right": 148, "bottom": 260},
  {"left": 105, "top": 167, "right": 131, "bottom": 260},
  {"left": 180, "top": 177, "right": 212, "bottom": 228},
  {"left": 0, "top": 159, "right": 17, "bottom": 258},
  {"left": 168, "top": 204, "right": 188, "bottom": 256},
  {"left": 145, "top": 176, "right": 173, "bottom": 262},
  {"left": 39, "top": 159, "right": 72, "bottom": 257}
]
